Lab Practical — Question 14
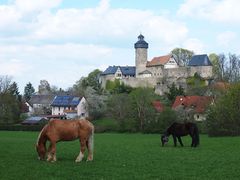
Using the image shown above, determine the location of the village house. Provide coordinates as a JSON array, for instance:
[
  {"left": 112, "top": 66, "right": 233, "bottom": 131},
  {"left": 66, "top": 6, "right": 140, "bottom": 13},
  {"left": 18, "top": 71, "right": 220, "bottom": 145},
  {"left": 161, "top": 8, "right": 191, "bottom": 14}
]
[
  {"left": 51, "top": 95, "right": 88, "bottom": 119},
  {"left": 28, "top": 94, "right": 55, "bottom": 115},
  {"left": 172, "top": 96, "right": 213, "bottom": 121}
]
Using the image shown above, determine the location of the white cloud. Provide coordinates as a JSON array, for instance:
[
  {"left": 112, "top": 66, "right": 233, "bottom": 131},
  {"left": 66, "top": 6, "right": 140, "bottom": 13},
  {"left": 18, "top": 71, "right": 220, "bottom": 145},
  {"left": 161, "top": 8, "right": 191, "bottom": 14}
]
[
  {"left": 0, "top": 58, "right": 32, "bottom": 76},
  {"left": 182, "top": 38, "right": 205, "bottom": 54},
  {"left": 14, "top": 0, "right": 62, "bottom": 14},
  {"left": 216, "top": 31, "right": 236, "bottom": 47},
  {"left": 0, "top": 0, "right": 191, "bottom": 91},
  {"left": 178, "top": 0, "right": 240, "bottom": 23}
]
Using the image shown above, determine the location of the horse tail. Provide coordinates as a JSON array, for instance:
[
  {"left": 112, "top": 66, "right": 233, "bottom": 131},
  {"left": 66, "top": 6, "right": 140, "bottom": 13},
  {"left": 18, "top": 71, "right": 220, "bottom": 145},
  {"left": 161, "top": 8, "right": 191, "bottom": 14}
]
[
  {"left": 87, "top": 124, "right": 94, "bottom": 157},
  {"left": 194, "top": 124, "right": 200, "bottom": 146}
]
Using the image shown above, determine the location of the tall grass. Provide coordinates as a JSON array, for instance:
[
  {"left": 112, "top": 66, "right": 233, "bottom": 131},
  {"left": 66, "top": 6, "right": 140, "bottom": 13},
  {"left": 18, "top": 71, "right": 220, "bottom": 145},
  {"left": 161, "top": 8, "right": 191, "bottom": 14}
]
[{"left": 0, "top": 131, "right": 240, "bottom": 179}]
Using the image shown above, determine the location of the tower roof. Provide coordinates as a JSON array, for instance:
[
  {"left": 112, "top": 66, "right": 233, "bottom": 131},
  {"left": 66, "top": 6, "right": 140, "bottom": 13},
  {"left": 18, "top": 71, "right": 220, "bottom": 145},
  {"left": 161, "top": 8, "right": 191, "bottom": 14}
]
[{"left": 134, "top": 34, "right": 148, "bottom": 49}]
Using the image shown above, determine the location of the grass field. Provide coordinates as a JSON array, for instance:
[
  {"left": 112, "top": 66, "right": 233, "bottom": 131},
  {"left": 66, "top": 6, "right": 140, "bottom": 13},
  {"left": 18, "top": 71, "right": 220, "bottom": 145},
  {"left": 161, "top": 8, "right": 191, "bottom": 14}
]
[{"left": 0, "top": 131, "right": 240, "bottom": 180}]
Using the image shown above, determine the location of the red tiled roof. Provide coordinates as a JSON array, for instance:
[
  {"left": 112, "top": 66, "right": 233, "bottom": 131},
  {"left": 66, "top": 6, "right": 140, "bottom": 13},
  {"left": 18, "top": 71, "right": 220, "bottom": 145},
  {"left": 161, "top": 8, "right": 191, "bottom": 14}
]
[
  {"left": 152, "top": 101, "right": 164, "bottom": 112},
  {"left": 146, "top": 54, "right": 172, "bottom": 67},
  {"left": 172, "top": 96, "right": 213, "bottom": 113}
]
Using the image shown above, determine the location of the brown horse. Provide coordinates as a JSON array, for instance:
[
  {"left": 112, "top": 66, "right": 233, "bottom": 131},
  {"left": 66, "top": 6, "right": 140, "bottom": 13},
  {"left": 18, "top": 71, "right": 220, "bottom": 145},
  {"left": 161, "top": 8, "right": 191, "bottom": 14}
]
[{"left": 36, "top": 118, "right": 94, "bottom": 162}]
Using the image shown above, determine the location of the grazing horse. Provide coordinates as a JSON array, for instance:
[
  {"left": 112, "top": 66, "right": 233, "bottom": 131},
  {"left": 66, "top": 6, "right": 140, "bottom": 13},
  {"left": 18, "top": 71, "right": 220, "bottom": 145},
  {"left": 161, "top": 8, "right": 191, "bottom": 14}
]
[
  {"left": 36, "top": 118, "right": 94, "bottom": 162},
  {"left": 161, "top": 122, "right": 199, "bottom": 147}
]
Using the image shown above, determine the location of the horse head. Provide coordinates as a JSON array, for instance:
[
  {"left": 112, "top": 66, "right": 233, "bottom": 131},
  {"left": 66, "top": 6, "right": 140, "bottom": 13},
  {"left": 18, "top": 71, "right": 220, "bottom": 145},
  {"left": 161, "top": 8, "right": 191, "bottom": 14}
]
[
  {"left": 161, "top": 134, "right": 169, "bottom": 146},
  {"left": 36, "top": 143, "right": 46, "bottom": 160}
]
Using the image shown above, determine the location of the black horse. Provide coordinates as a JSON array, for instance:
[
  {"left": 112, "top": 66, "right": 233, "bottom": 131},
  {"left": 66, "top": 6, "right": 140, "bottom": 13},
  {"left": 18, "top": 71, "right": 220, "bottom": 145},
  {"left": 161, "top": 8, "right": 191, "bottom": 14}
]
[{"left": 161, "top": 122, "right": 199, "bottom": 147}]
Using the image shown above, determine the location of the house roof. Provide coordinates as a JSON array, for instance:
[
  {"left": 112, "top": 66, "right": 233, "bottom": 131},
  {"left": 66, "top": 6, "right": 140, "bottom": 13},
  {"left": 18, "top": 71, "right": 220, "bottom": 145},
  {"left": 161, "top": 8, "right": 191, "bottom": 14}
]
[
  {"left": 188, "top": 54, "right": 212, "bottom": 66},
  {"left": 172, "top": 96, "right": 213, "bottom": 113},
  {"left": 146, "top": 54, "right": 173, "bottom": 67},
  {"left": 51, "top": 96, "right": 82, "bottom": 107},
  {"left": 152, "top": 100, "right": 164, "bottom": 112},
  {"left": 29, "top": 95, "right": 55, "bottom": 106},
  {"left": 21, "top": 116, "right": 48, "bottom": 125},
  {"left": 101, "top": 66, "right": 136, "bottom": 76}
]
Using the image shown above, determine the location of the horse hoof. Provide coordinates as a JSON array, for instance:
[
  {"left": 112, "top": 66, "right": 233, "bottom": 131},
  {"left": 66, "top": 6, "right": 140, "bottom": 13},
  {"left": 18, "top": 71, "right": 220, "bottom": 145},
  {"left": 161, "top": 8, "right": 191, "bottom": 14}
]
[{"left": 75, "top": 159, "right": 82, "bottom": 163}]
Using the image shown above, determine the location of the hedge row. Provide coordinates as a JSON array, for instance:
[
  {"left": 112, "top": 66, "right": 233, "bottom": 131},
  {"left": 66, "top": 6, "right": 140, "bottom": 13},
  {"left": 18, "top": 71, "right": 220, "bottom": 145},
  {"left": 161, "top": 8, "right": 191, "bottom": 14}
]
[{"left": 0, "top": 124, "right": 45, "bottom": 131}]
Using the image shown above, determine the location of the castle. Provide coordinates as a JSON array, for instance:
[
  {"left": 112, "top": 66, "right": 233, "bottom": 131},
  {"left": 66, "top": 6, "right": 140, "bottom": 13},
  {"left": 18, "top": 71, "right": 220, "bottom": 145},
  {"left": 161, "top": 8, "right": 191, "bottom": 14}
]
[{"left": 100, "top": 34, "right": 213, "bottom": 95}]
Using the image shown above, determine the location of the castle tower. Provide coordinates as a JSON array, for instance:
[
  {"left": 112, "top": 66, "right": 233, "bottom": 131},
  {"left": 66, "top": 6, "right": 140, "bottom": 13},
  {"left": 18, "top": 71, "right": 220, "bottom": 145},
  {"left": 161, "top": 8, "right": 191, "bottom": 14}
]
[{"left": 134, "top": 34, "right": 148, "bottom": 78}]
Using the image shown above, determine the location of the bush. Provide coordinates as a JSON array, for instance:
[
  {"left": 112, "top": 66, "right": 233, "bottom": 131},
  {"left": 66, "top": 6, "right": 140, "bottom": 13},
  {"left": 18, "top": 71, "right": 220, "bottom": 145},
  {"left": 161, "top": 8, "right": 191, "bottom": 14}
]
[
  {"left": 206, "top": 83, "right": 240, "bottom": 136},
  {"left": 0, "top": 124, "right": 45, "bottom": 131}
]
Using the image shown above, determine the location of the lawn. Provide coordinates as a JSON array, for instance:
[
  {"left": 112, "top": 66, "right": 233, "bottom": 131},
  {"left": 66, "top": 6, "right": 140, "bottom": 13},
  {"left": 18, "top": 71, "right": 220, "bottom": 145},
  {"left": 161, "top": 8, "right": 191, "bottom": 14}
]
[{"left": 0, "top": 131, "right": 240, "bottom": 180}]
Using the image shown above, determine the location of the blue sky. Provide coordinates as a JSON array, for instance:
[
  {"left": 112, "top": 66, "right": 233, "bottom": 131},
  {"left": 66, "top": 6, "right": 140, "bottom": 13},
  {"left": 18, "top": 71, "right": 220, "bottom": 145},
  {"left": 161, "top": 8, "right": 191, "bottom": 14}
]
[{"left": 0, "top": 0, "right": 239, "bottom": 93}]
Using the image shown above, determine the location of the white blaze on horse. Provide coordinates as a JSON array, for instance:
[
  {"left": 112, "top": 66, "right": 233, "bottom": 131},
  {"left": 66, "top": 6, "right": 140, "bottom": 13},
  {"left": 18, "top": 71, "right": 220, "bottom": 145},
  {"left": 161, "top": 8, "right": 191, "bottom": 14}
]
[{"left": 36, "top": 118, "right": 94, "bottom": 162}]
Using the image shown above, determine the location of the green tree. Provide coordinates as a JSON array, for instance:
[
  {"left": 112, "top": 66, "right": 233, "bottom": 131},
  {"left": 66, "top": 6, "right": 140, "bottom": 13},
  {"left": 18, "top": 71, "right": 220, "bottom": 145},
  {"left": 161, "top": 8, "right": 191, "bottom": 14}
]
[
  {"left": 186, "top": 73, "right": 208, "bottom": 95},
  {"left": 0, "top": 76, "right": 21, "bottom": 124},
  {"left": 171, "top": 48, "right": 194, "bottom": 66},
  {"left": 106, "top": 79, "right": 133, "bottom": 94},
  {"left": 107, "top": 93, "right": 133, "bottom": 131},
  {"left": 24, "top": 82, "right": 35, "bottom": 102},
  {"left": 165, "top": 83, "right": 185, "bottom": 103},
  {"left": 84, "top": 69, "right": 102, "bottom": 94},
  {"left": 209, "top": 53, "right": 221, "bottom": 80},
  {"left": 129, "top": 87, "right": 155, "bottom": 131},
  {"left": 207, "top": 83, "right": 240, "bottom": 136}
]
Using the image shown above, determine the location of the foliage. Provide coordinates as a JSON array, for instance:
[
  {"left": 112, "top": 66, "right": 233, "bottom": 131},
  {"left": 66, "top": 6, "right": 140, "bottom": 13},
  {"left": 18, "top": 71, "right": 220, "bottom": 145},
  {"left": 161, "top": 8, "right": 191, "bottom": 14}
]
[
  {"left": 82, "top": 69, "right": 103, "bottom": 94},
  {"left": 92, "top": 118, "right": 119, "bottom": 132},
  {"left": 24, "top": 82, "right": 35, "bottom": 102},
  {"left": 171, "top": 48, "right": 194, "bottom": 66},
  {"left": 165, "top": 83, "right": 185, "bottom": 103},
  {"left": 0, "top": 76, "right": 21, "bottom": 124},
  {"left": 107, "top": 93, "right": 134, "bottom": 131},
  {"left": 186, "top": 73, "right": 208, "bottom": 95},
  {"left": 129, "top": 87, "right": 156, "bottom": 131},
  {"left": 1, "top": 132, "right": 240, "bottom": 179},
  {"left": 206, "top": 83, "right": 240, "bottom": 136},
  {"left": 105, "top": 79, "right": 133, "bottom": 94},
  {"left": 211, "top": 53, "right": 240, "bottom": 82},
  {"left": 144, "top": 107, "right": 177, "bottom": 133},
  {"left": 84, "top": 86, "right": 107, "bottom": 119},
  {"left": 38, "top": 80, "right": 51, "bottom": 95}
]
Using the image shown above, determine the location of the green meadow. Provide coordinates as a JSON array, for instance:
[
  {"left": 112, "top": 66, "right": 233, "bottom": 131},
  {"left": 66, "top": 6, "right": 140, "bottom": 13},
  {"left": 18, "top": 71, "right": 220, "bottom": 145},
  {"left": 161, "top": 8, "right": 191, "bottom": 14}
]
[{"left": 0, "top": 131, "right": 240, "bottom": 180}]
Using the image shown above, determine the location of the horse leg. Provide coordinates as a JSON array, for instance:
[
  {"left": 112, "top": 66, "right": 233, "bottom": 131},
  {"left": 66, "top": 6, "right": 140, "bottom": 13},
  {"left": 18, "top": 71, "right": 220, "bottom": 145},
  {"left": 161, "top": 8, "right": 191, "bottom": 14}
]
[
  {"left": 177, "top": 137, "right": 184, "bottom": 147},
  {"left": 190, "top": 134, "right": 195, "bottom": 147},
  {"left": 75, "top": 138, "right": 86, "bottom": 162},
  {"left": 173, "top": 135, "right": 177, "bottom": 147},
  {"left": 47, "top": 141, "right": 57, "bottom": 162},
  {"left": 86, "top": 141, "right": 93, "bottom": 161}
]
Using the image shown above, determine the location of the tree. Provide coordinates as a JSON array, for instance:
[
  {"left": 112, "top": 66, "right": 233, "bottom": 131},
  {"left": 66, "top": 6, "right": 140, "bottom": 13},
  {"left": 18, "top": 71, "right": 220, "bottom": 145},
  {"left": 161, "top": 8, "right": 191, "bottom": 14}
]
[
  {"left": 38, "top": 80, "right": 51, "bottom": 95},
  {"left": 206, "top": 83, "right": 240, "bottom": 136},
  {"left": 209, "top": 53, "right": 221, "bottom": 80},
  {"left": 165, "top": 83, "right": 185, "bottom": 103},
  {"left": 106, "top": 79, "right": 133, "bottom": 94},
  {"left": 171, "top": 48, "right": 194, "bottom": 66},
  {"left": 107, "top": 93, "right": 132, "bottom": 130},
  {"left": 84, "top": 69, "right": 102, "bottom": 94},
  {"left": 186, "top": 73, "right": 208, "bottom": 95},
  {"left": 0, "top": 76, "right": 21, "bottom": 124},
  {"left": 24, "top": 82, "right": 35, "bottom": 102},
  {"left": 129, "top": 87, "right": 155, "bottom": 131}
]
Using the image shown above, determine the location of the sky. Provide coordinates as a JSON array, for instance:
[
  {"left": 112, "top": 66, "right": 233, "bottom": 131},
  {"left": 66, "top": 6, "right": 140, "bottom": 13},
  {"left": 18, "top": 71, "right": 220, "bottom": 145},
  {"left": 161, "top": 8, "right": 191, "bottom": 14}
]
[{"left": 0, "top": 0, "right": 240, "bottom": 93}]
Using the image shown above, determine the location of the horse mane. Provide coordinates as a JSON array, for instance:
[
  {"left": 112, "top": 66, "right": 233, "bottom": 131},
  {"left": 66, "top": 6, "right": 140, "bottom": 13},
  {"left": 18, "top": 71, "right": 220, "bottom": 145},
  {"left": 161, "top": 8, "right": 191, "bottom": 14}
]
[{"left": 36, "top": 124, "right": 48, "bottom": 146}]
